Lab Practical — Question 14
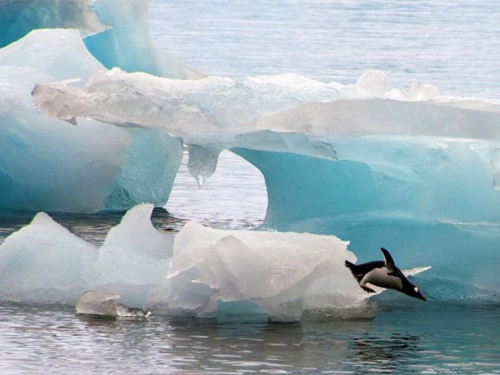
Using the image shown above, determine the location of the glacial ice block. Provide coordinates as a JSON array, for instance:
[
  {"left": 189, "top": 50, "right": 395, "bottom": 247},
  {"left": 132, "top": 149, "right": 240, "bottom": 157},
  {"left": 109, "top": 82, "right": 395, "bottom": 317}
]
[
  {"left": 76, "top": 291, "right": 151, "bottom": 319},
  {"left": 0, "top": 213, "right": 98, "bottom": 304},
  {"left": 165, "top": 221, "right": 367, "bottom": 322},
  {"left": 234, "top": 138, "right": 500, "bottom": 301},
  {"left": 0, "top": 0, "right": 202, "bottom": 80},
  {"left": 353, "top": 69, "right": 390, "bottom": 97},
  {"left": 32, "top": 69, "right": 342, "bottom": 141},
  {"left": 0, "top": 205, "right": 174, "bottom": 307},
  {"left": 31, "top": 67, "right": 500, "bottom": 301},
  {"left": 92, "top": 204, "right": 174, "bottom": 307},
  {"left": 33, "top": 68, "right": 500, "bottom": 145},
  {"left": 0, "top": 205, "right": 431, "bottom": 313},
  {"left": 0, "top": 0, "right": 106, "bottom": 48},
  {"left": 0, "top": 29, "right": 183, "bottom": 213},
  {"left": 83, "top": 0, "right": 204, "bottom": 79},
  {"left": 0, "top": 29, "right": 103, "bottom": 84}
]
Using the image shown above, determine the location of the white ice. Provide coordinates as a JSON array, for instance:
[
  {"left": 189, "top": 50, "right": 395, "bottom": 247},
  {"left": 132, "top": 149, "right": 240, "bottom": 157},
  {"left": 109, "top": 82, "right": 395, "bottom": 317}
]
[
  {"left": 31, "top": 67, "right": 500, "bottom": 173},
  {"left": 92, "top": 204, "right": 174, "bottom": 307},
  {"left": 0, "top": 205, "right": 428, "bottom": 321},
  {"left": 165, "top": 221, "right": 370, "bottom": 322},
  {"left": 0, "top": 205, "right": 173, "bottom": 307},
  {"left": 0, "top": 213, "right": 98, "bottom": 304}
]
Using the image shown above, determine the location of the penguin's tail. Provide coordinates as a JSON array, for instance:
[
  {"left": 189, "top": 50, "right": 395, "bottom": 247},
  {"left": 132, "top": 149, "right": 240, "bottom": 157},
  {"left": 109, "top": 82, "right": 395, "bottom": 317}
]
[{"left": 345, "top": 260, "right": 354, "bottom": 269}]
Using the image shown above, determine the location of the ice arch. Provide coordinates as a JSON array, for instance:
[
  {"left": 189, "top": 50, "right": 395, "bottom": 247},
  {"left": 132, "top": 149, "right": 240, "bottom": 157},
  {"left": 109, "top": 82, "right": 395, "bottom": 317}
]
[
  {"left": 29, "top": 60, "right": 500, "bottom": 301},
  {"left": 166, "top": 150, "right": 267, "bottom": 228},
  {"left": 233, "top": 140, "right": 500, "bottom": 301}
]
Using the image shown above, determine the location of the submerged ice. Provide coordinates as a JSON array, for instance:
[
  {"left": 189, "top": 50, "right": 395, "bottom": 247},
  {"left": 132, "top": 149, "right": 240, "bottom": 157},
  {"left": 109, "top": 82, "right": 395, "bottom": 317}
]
[{"left": 76, "top": 291, "right": 151, "bottom": 319}]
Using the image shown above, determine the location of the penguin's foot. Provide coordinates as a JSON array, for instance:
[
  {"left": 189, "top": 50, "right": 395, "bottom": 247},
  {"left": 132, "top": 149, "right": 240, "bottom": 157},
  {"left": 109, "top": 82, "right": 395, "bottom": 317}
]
[{"left": 361, "top": 285, "right": 376, "bottom": 293}]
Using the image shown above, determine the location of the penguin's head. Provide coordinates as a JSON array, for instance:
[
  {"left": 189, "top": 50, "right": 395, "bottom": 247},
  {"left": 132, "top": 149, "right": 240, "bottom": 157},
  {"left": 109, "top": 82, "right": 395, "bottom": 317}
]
[{"left": 403, "top": 283, "right": 427, "bottom": 302}]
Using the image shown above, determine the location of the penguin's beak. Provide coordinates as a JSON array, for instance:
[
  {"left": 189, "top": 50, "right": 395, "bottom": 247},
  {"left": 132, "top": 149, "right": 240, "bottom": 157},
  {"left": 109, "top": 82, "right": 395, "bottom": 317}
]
[
  {"left": 415, "top": 290, "right": 427, "bottom": 302},
  {"left": 410, "top": 285, "right": 427, "bottom": 302}
]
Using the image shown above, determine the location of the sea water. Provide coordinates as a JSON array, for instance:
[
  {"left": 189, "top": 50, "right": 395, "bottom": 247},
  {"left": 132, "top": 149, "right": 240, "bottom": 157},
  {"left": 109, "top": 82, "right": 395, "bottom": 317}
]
[
  {"left": 0, "top": 302, "right": 499, "bottom": 373},
  {"left": 1, "top": 0, "right": 500, "bottom": 373}
]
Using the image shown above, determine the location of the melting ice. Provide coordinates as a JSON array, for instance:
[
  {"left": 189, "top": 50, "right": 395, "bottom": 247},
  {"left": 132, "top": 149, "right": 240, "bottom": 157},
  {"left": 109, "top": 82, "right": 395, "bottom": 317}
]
[
  {"left": 0, "top": 205, "right": 428, "bottom": 321},
  {"left": 1, "top": 0, "right": 499, "bottom": 307},
  {"left": 76, "top": 291, "right": 151, "bottom": 319}
]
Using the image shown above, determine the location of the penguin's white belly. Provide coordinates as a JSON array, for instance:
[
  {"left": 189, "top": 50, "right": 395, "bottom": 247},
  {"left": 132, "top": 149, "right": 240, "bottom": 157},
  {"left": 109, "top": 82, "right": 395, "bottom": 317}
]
[{"left": 361, "top": 267, "right": 403, "bottom": 290}]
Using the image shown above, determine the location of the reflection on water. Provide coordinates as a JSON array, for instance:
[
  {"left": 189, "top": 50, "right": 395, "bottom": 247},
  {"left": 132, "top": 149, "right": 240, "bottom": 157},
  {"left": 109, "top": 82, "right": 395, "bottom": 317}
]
[
  {"left": 350, "top": 333, "right": 421, "bottom": 370},
  {"left": 0, "top": 302, "right": 499, "bottom": 373}
]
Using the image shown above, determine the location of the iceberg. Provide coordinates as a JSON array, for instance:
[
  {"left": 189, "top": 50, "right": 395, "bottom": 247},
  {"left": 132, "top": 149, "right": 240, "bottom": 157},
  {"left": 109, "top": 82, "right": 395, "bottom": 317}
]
[
  {"left": 32, "top": 66, "right": 500, "bottom": 301},
  {"left": 2, "top": 0, "right": 499, "bottom": 305},
  {"left": 0, "top": 0, "right": 216, "bottom": 213},
  {"left": 165, "top": 221, "right": 368, "bottom": 322},
  {"left": 0, "top": 205, "right": 173, "bottom": 306},
  {"left": 0, "top": 212, "right": 98, "bottom": 304},
  {"left": 0, "top": 0, "right": 203, "bottom": 79},
  {"left": 91, "top": 203, "right": 174, "bottom": 307},
  {"left": 0, "top": 29, "right": 183, "bottom": 213}
]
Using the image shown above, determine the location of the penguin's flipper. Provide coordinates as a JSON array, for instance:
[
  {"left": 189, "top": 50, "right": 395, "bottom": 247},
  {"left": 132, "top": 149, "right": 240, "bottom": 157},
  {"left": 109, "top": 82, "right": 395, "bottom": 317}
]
[{"left": 381, "top": 248, "right": 397, "bottom": 274}]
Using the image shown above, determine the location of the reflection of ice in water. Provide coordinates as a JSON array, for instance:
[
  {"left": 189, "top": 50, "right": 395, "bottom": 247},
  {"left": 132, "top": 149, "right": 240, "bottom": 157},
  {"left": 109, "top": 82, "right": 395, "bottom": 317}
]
[{"left": 167, "top": 150, "right": 268, "bottom": 229}]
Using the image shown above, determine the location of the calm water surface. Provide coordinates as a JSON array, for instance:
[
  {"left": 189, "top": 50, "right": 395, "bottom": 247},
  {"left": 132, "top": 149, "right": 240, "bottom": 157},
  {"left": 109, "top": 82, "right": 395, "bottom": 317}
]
[
  {"left": 150, "top": 0, "right": 500, "bottom": 98},
  {"left": 0, "top": 302, "right": 499, "bottom": 373},
  {"left": 1, "top": 1, "right": 500, "bottom": 373}
]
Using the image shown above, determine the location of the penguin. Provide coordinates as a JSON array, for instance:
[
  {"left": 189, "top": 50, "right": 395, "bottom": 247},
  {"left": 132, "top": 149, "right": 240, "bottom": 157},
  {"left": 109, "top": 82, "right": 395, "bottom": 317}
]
[{"left": 345, "top": 248, "right": 426, "bottom": 301}]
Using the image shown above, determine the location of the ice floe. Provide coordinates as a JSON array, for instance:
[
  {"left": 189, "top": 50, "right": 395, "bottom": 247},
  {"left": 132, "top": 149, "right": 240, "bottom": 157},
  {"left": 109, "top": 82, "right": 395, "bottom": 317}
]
[{"left": 0, "top": 205, "right": 431, "bottom": 321}]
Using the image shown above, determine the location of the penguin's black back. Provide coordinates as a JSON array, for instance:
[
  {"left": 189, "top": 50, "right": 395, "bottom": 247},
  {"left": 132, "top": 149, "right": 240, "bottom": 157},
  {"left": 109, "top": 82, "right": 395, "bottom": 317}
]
[{"left": 345, "top": 260, "right": 385, "bottom": 283}]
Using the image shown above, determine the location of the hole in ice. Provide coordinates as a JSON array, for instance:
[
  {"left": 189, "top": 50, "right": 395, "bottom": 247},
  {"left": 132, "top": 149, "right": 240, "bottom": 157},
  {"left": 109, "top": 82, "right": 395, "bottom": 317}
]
[{"left": 166, "top": 150, "right": 267, "bottom": 229}]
